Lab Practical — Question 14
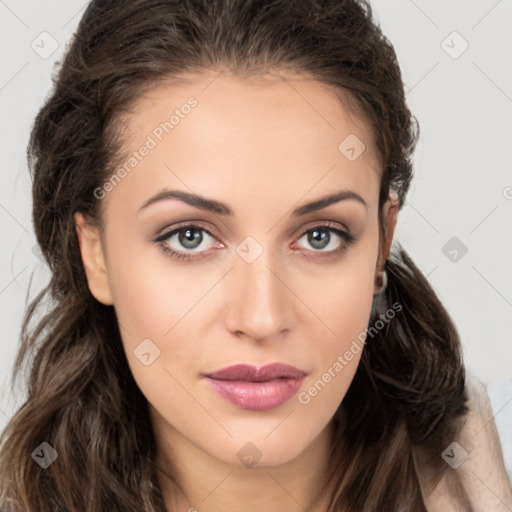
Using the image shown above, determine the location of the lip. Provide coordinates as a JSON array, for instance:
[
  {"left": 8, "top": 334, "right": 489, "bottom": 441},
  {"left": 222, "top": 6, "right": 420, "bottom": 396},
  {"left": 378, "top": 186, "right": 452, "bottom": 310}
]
[
  {"left": 203, "top": 363, "right": 307, "bottom": 411},
  {"left": 205, "top": 363, "right": 307, "bottom": 381}
]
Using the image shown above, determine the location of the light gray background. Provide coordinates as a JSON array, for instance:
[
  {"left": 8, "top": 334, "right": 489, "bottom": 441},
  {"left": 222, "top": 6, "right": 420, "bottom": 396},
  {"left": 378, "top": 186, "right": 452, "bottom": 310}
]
[{"left": 1, "top": 0, "right": 511, "bottom": 469}]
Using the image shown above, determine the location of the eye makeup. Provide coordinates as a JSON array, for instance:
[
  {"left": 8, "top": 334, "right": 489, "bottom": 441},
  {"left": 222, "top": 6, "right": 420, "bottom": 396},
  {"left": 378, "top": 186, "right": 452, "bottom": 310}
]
[{"left": 151, "top": 220, "right": 357, "bottom": 262}]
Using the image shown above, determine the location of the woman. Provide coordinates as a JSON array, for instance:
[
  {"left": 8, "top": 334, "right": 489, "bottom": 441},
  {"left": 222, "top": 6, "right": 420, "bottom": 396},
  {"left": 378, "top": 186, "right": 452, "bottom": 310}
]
[{"left": 0, "top": 0, "right": 510, "bottom": 510}]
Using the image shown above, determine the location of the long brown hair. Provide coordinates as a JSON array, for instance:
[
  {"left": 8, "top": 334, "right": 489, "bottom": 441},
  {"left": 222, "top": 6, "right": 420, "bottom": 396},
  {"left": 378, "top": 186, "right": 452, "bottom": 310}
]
[{"left": 0, "top": 1, "right": 471, "bottom": 510}]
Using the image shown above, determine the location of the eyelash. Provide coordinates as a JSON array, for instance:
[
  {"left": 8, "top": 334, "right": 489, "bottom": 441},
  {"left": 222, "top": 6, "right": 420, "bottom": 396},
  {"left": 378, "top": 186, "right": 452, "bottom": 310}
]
[{"left": 153, "top": 221, "right": 357, "bottom": 262}]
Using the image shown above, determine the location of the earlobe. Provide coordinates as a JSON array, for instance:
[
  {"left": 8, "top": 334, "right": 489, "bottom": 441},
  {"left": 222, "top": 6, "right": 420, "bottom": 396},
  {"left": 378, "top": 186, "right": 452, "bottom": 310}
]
[{"left": 74, "top": 212, "right": 114, "bottom": 305}]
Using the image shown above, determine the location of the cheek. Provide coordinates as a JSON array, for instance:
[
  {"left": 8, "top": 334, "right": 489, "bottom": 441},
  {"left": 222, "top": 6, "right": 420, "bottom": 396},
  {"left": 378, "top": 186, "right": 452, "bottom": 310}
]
[
  {"left": 295, "top": 293, "right": 372, "bottom": 422},
  {"left": 101, "top": 223, "right": 181, "bottom": 367},
  {"left": 296, "top": 236, "right": 378, "bottom": 407},
  {"left": 103, "top": 224, "right": 231, "bottom": 403},
  {"left": 303, "top": 230, "right": 378, "bottom": 337},
  {"left": 104, "top": 218, "right": 193, "bottom": 336}
]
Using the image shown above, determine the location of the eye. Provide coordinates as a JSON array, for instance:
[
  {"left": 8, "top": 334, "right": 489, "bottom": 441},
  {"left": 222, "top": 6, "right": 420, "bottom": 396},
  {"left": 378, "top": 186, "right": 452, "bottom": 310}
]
[
  {"left": 153, "top": 223, "right": 219, "bottom": 261},
  {"left": 153, "top": 221, "right": 357, "bottom": 262},
  {"left": 293, "top": 223, "right": 356, "bottom": 258}
]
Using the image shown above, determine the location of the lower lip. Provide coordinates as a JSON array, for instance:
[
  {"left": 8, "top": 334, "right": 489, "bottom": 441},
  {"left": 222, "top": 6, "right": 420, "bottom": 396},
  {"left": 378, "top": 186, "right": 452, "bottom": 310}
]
[{"left": 204, "top": 376, "right": 305, "bottom": 410}]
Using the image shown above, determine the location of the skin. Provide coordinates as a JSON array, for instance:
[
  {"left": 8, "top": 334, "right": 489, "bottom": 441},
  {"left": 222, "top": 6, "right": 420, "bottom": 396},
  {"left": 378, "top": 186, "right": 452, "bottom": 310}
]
[{"left": 75, "top": 70, "right": 399, "bottom": 512}]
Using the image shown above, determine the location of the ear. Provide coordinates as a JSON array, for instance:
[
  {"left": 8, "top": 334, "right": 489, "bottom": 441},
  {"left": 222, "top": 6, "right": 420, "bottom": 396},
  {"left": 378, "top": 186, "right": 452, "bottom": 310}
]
[
  {"left": 378, "top": 190, "right": 400, "bottom": 268},
  {"left": 74, "top": 212, "right": 114, "bottom": 305}
]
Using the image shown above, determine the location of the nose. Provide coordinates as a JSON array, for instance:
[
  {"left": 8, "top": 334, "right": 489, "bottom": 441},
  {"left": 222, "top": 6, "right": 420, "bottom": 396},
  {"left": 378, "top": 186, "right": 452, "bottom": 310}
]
[{"left": 224, "top": 243, "right": 293, "bottom": 342}]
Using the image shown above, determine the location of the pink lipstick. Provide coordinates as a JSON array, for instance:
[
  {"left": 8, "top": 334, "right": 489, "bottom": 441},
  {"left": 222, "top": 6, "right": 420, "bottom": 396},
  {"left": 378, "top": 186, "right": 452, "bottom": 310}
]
[{"left": 203, "top": 363, "right": 307, "bottom": 411}]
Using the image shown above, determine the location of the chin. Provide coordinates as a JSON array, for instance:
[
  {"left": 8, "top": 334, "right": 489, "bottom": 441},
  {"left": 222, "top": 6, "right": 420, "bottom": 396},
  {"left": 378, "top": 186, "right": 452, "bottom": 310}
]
[{"left": 212, "top": 433, "right": 312, "bottom": 469}]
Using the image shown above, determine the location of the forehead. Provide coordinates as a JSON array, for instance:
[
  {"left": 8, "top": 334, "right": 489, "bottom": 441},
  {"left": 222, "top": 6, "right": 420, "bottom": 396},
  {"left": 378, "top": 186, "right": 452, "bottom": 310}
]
[{"left": 102, "top": 71, "right": 381, "bottom": 218}]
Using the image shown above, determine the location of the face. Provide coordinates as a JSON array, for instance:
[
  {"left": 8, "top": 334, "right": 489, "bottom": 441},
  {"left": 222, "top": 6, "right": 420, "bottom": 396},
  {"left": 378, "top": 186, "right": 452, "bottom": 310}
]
[{"left": 75, "top": 70, "right": 398, "bottom": 469}]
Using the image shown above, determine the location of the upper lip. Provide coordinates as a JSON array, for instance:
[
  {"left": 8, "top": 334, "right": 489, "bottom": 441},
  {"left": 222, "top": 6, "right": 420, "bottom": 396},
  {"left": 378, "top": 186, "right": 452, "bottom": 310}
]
[{"left": 204, "top": 363, "right": 307, "bottom": 382}]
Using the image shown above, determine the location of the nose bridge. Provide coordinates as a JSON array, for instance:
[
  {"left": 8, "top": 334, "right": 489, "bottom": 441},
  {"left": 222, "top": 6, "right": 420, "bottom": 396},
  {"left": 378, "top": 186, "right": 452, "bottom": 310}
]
[{"left": 226, "top": 236, "right": 290, "bottom": 339}]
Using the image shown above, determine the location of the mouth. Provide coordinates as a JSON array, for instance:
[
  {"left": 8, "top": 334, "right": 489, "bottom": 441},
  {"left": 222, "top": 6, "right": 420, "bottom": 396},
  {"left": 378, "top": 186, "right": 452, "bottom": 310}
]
[{"left": 202, "top": 363, "right": 307, "bottom": 411}]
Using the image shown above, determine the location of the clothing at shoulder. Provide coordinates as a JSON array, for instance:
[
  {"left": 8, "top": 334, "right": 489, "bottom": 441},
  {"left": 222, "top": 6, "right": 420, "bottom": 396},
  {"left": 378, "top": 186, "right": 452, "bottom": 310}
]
[{"left": 419, "top": 372, "right": 512, "bottom": 512}]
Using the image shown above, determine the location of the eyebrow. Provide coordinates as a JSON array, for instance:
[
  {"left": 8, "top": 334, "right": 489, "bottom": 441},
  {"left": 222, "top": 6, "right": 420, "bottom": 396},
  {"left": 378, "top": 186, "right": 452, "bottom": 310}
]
[{"left": 138, "top": 188, "right": 367, "bottom": 216}]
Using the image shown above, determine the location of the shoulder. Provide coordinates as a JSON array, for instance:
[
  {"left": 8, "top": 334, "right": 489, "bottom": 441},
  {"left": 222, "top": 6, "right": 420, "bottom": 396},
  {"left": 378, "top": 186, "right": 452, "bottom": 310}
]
[{"left": 418, "top": 372, "right": 512, "bottom": 511}]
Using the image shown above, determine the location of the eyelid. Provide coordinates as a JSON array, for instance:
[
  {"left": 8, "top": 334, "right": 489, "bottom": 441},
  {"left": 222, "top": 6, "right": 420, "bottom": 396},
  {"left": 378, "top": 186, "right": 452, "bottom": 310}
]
[
  {"left": 295, "top": 219, "right": 351, "bottom": 238},
  {"left": 153, "top": 220, "right": 220, "bottom": 244},
  {"left": 153, "top": 219, "right": 350, "bottom": 245}
]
